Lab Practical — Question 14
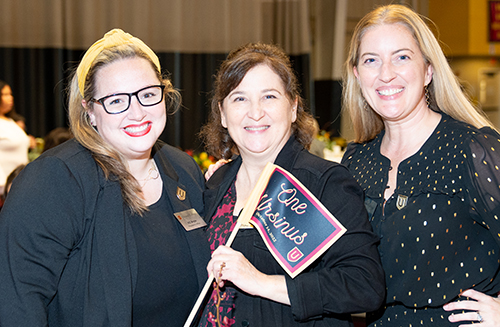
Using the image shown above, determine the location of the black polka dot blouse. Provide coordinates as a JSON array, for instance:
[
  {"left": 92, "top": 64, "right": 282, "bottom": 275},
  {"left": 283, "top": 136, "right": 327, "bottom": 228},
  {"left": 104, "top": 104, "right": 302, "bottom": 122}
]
[{"left": 342, "top": 114, "right": 500, "bottom": 312}]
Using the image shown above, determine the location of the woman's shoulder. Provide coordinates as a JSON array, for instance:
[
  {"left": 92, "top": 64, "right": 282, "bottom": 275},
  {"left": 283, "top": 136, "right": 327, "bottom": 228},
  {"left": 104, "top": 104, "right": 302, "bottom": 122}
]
[
  {"left": 341, "top": 133, "right": 381, "bottom": 165},
  {"left": 34, "top": 138, "right": 88, "bottom": 163},
  {"left": 343, "top": 141, "right": 365, "bottom": 158},
  {"left": 156, "top": 142, "right": 199, "bottom": 169},
  {"left": 291, "top": 147, "right": 354, "bottom": 184},
  {"left": 155, "top": 142, "right": 204, "bottom": 183},
  {"left": 295, "top": 148, "right": 340, "bottom": 169},
  {"left": 14, "top": 140, "right": 107, "bottom": 206},
  {"left": 440, "top": 113, "right": 494, "bottom": 133},
  {"left": 0, "top": 117, "right": 16, "bottom": 127},
  {"left": 438, "top": 114, "right": 500, "bottom": 147},
  {"left": 0, "top": 117, "right": 27, "bottom": 136},
  {"left": 5, "top": 140, "right": 101, "bottom": 216},
  {"left": 35, "top": 139, "right": 97, "bottom": 174},
  {"left": 157, "top": 142, "right": 187, "bottom": 156},
  {"left": 275, "top": 138, "right": 350, "bottom": 179}
]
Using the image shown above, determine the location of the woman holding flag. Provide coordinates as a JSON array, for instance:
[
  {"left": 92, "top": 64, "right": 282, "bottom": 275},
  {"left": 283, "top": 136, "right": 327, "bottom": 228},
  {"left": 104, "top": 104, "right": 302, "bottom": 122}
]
[{"left": 197, "top": 43, "right": 385, "bottom": 326}]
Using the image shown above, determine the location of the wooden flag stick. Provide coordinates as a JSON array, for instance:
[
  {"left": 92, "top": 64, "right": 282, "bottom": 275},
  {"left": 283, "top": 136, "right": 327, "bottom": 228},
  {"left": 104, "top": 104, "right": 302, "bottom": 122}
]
[
  {"left": 182, "top": 221, "right": 242, "bottom": 327},
  {"left": 182, "top": 271, "right": 214, "bottom": 327},
  {"left": 183, "top": 162, "right": 276, "bottom": 327}
]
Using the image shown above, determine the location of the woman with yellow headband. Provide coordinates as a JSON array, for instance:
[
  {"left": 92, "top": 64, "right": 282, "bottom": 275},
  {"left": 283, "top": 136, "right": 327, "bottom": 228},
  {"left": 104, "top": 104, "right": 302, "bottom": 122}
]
[{"left": 0, "top": 29, "right": 210, "bottom": 326}]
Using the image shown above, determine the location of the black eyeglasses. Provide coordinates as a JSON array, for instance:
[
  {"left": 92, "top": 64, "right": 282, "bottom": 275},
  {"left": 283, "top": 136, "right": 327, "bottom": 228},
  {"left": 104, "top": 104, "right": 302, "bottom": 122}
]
[{"left": 91, "top": 85, "right": 165, "bottom": 114}]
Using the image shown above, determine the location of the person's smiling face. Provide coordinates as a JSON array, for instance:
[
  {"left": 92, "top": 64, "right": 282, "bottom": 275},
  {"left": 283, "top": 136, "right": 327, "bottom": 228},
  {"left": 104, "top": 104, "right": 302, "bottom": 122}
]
[
  {"left": 354, "top": 23, "right": 433, "bottom": 123},
  {"left": 87, "top": 57, "right": 166, "bottom": 161},
  {"left": 220, "top": 64, "right": 297, "bottom": 160}
]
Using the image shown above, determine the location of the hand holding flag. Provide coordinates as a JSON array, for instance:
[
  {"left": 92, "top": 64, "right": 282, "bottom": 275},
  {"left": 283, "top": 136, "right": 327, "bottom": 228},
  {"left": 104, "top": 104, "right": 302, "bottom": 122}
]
[{"left": 183, "top": 162, "right": 346, "bottom": 326}]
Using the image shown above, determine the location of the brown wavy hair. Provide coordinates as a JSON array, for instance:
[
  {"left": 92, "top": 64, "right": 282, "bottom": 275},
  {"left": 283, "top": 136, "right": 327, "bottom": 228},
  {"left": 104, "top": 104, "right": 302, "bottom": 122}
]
[{"left": 200, "top": 43, "right": 316, "bottom": 160}]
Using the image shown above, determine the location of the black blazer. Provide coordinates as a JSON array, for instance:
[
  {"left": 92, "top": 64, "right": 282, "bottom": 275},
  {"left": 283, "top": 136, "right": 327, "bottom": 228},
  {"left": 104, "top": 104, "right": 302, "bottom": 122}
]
[
  {"left": 204, "top": 136, "right": 385, "bottom": 326},
  {"left": 0, "top": 139, "right": 210, "bottom": 326}
]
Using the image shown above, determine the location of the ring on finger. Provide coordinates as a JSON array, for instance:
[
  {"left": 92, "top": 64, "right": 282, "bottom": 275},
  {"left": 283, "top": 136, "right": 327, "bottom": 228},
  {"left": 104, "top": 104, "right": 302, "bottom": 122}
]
[
  {"left": 219, "top": 262, "right": 226, "bottom": 278},
  {"left": 477, "top": 312, "right": 483, "bottom": 323}
]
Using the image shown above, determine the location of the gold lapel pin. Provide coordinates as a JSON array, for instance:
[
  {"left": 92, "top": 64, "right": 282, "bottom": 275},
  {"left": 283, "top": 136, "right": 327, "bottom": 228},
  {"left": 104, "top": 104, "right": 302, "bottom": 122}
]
[
  {"left": 396, "top": 194, "right": 408, "bottom": 210},
  {"left": 176, "top": 187, "right": 186, "bottom": 201}
]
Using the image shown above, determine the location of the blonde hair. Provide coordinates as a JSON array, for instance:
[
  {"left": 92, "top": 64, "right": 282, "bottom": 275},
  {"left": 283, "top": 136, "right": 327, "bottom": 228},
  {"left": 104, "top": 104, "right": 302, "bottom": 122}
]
[
  {"left": 77, "top": 29, "right": 161, "bottom": 96},
  {"left": 343, "top": 4, "right": 495, "bottom": 143},
  {"left": 69, "top": 44, "right": 180, "bottom": 215}
]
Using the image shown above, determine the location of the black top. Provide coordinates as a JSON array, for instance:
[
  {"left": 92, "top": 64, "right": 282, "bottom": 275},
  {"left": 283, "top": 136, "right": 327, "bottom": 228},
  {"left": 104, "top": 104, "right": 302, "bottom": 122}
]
[
  {"left": 342, "top": 114, "right": 500, "bottom": 324},
  {"left": 0, "top": 140, "right": 210, "bottom": 327},
  {"left": 203, "top": 136, "right": 385, "bottom": 326},
  {"left": 131, "top": 189, "right": 199, "bottom": 326}
]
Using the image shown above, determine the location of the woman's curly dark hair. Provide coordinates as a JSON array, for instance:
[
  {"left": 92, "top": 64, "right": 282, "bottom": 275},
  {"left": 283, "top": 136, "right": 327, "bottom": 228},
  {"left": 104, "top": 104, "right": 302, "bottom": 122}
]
[{"left": 199, "top": 43, "right": 316, "bottom": 159}]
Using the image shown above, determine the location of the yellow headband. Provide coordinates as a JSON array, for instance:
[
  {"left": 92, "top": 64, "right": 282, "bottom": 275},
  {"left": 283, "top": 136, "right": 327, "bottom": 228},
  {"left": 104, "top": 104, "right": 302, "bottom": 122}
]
[{"left": 76, "top": 28, "right": 161, "bottom": 97}]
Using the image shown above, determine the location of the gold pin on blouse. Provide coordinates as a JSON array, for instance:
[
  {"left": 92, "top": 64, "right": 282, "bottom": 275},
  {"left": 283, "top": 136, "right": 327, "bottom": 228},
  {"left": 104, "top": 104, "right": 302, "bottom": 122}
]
[
  {"left": 176, "top": 187, "right": 186, "bottom": 201},
  {"left": 396, "top": 194, "right": 408, "bottom": 210}
]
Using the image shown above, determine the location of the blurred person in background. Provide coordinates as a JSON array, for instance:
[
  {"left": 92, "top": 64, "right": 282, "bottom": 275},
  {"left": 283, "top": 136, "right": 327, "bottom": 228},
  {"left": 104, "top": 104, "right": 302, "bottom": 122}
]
[
  {"left": 0, "top": 80, "right": 30, "bottom": 196},
  {"left": 0, "top": 164, "right": 26, "bottom": 207}
]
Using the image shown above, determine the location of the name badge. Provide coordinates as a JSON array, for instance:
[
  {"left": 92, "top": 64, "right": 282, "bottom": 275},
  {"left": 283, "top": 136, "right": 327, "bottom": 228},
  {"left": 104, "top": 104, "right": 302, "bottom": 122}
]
[{"left": 174, "top": 209, "right": 207, "bottom": 231}]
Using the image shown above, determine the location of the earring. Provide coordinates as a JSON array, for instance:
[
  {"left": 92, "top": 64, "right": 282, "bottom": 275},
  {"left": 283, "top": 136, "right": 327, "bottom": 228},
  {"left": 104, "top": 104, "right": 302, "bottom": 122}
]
[
  {"left": 91, "top": 124, "right": 99, "bottom": 134},
  {"left": 363, "top": 99, "right": 369, "bottom": 111},
  {"left": 425, "top": 84, "right": 430, "bottom": 108},
  {"left": 86, "top": 113, "right": 98, "bottom": 133}
]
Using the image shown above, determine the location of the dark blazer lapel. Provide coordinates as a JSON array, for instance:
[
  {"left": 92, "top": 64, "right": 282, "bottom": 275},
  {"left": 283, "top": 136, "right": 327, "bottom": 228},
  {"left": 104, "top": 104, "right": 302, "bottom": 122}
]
[
  {"left": 94, "top": 181, "right": 133, "bottom": 326},
  {"left": 157, "top": 158, "right": 195, "bottom": 215},
  {"left": 274, "top": 135, "right": 301, "bottom": 171},
  {"left": 155, "top": 152, "right": 211, "bottom": 288}
]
